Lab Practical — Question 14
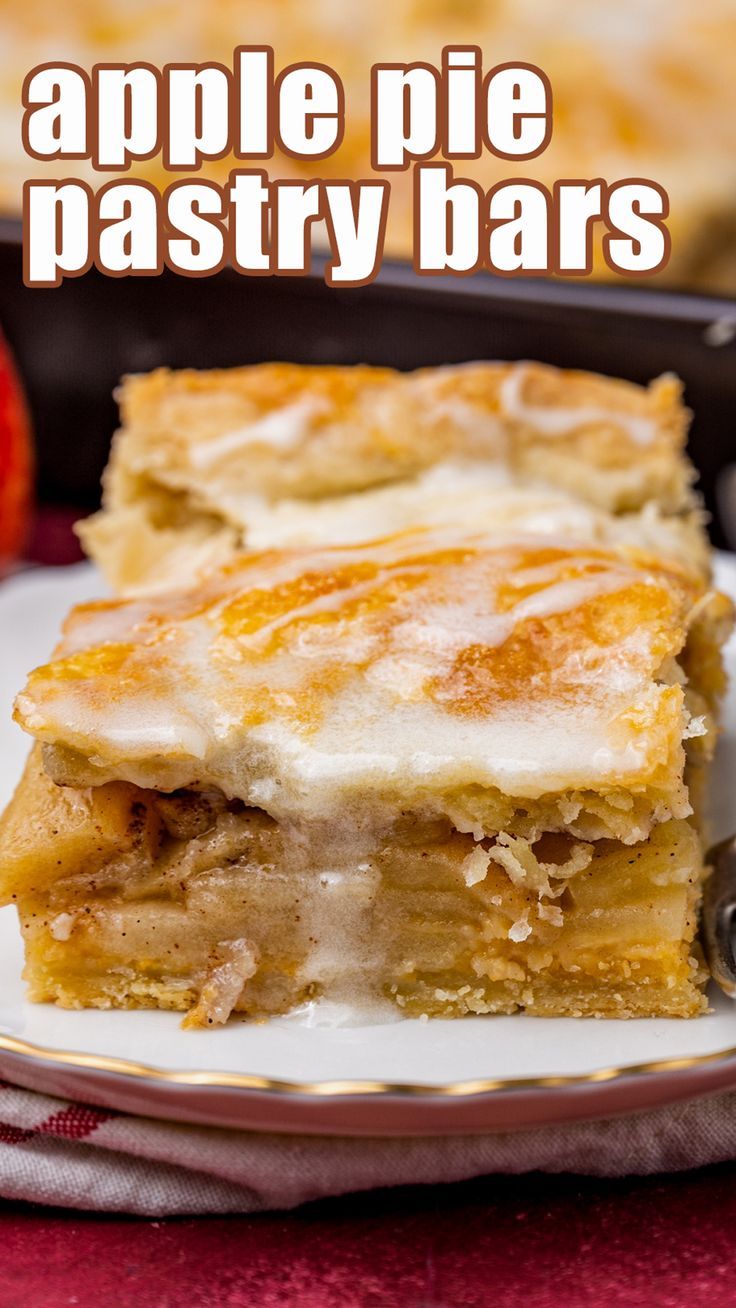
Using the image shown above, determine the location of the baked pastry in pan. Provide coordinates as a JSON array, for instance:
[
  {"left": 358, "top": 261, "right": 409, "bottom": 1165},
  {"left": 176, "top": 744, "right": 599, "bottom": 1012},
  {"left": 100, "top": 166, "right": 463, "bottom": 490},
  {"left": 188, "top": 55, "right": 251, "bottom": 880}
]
[
  {"left": 1, "top": 520, "right": 730, "bottom": 1024},
  {"left": 5, "top": 2, "right": 736, "bottom": 292}
]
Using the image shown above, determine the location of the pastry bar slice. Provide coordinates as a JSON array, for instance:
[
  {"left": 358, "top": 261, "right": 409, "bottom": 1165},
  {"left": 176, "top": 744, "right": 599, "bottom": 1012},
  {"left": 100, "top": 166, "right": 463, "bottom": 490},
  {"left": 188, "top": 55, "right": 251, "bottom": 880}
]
[
  {"left": 78, "top": 361, "right": 702, "bottom": 594},
  {"left": 1, "top": 528, "right": 730, "bottom": 1024}
]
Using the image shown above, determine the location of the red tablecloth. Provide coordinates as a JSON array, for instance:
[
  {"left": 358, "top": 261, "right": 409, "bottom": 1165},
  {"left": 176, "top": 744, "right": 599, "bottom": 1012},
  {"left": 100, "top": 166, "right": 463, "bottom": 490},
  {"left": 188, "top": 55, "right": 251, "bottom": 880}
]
[{"left": 2, "top": 1163, "right": 736, "bottom": 1308}]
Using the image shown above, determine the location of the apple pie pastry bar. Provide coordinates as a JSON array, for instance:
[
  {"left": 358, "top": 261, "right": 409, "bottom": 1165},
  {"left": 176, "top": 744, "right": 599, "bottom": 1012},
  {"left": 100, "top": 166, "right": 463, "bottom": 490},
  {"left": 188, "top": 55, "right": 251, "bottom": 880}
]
[
  {"left": 0, "top": 524, "right": 730, "bottom": 1024},
  {"left": 78, "top": 361, "right": 705, "bottom": 595}
]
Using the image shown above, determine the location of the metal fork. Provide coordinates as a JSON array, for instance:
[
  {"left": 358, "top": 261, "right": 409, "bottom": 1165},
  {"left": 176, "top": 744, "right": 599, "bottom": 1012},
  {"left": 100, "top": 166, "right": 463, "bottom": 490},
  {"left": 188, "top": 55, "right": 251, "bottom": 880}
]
[
  {"left": 703, "top": 838, "right": 736, "bottom": 996},
  {"left": 703, "top": 472, "right": 736, "bottom": 995}
]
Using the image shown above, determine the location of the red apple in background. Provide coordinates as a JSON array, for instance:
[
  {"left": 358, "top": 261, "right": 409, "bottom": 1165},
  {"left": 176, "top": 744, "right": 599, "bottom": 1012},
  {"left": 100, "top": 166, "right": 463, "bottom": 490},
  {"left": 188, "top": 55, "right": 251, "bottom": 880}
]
[{"left": 0, "top": 329, "right": 33, "bottom": 575}]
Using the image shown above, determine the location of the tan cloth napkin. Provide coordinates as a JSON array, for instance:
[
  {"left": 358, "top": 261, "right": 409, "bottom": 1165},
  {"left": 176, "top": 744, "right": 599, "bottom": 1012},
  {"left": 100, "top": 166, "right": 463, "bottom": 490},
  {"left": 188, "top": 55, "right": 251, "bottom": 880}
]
[{"left": 0, "top": 1079, "right": 735, "bottom": 1215}]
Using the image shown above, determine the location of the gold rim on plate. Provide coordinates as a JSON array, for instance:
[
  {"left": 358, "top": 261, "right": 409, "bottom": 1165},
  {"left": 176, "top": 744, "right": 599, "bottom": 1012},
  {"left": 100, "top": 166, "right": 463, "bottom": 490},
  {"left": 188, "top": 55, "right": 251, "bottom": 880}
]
[{"left": 0, "top": 1029, "right": 735, "bottom": 1097}]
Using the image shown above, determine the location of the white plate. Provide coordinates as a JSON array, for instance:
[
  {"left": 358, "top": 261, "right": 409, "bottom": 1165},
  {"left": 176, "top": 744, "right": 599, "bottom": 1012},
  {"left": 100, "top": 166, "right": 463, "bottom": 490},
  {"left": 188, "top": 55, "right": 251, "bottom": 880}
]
[{"left": 1, "top": 559, "right": 736, "bottom": 1137}]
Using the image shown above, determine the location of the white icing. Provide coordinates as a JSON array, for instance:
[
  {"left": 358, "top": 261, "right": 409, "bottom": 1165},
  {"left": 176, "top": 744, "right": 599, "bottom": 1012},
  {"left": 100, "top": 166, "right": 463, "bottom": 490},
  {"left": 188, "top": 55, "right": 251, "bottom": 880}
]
[
  {"left": 500, "top": 365, "right": 656, "bottom": 446},
  {"left": 188, "top": 397, "right": 326, "bottom": 468},
  {"left": 273, "top": 997, "right": 404, "bottom": 1028},
  {"left": 414, "top": 392, "right": 507, "bottom": 454},
  {"left": 357, "top": 568, "right": 635, "bottom": 703},
  {"left": 288, "top": 859, "right": 397, "bottom": 1017},
  {"left": 19, "top": 529, "right": 691, "bottom": 827},
  {"left": 236, "top": 464, "right": 615, "bottom": 551},
  {"left": 211, "top": 460, "right": 690, "bottom": 564}
]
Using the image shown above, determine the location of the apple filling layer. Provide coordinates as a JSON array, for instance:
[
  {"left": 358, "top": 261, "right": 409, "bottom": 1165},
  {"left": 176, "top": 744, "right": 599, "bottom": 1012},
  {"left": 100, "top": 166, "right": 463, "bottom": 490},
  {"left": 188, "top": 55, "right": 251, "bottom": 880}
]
[{"left": 0, "top": 755, "right": 707, "bottom": 1024}]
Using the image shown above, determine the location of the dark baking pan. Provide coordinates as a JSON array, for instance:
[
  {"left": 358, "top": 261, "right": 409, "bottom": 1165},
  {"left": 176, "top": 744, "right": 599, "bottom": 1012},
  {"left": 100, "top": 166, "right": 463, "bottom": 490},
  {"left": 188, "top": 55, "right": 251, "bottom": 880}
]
[{"left": 0, "top": 217, "right": 734, "bottom": 544}]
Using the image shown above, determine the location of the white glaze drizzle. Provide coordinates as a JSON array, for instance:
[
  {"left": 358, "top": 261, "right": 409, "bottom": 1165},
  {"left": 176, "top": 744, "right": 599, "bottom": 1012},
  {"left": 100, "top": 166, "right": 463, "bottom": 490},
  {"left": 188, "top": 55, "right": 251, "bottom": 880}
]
[
  {"left": 500, "top": 365, "right": 657, "bottom": 446},
  {"left": 17, "top": 530, "right": 690, "bottom": 823},
  {"left": 188, "top": 397, "right": 327, "bottom": 468}
]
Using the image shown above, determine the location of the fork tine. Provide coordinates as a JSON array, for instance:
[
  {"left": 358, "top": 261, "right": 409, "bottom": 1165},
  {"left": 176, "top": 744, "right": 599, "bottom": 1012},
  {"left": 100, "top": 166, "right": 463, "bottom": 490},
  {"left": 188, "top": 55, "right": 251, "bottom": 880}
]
[{"left": 703, "top": 836, "right": 736, "bottom": 997}]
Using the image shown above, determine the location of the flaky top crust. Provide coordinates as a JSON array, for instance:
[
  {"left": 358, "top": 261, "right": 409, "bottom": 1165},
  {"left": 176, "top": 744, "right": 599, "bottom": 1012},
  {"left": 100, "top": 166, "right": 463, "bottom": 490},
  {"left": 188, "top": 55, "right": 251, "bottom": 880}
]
[
  {"left": 106, "top": 360, "right": 692, "bottom": 510},
  {"left": 14, "top": 528, "right": 713, "bottom": 835},
  {"left": 78, "top": 359, "right": 700, "bottom": 596}
]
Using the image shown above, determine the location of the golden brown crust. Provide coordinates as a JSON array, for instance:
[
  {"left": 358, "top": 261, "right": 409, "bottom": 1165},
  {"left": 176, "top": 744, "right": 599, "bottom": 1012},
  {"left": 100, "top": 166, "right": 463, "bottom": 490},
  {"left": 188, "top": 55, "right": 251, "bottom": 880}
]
[
  {"left": 110, "top": 361, "right": 689, "bottom": 502},
  {"left": 78, "top": 361, "right": 697, "bottom": 594},
  {"left": 13, "top": 532, "right": 719, "bottom": 838}
]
